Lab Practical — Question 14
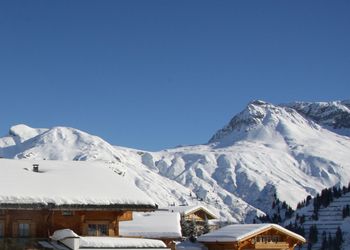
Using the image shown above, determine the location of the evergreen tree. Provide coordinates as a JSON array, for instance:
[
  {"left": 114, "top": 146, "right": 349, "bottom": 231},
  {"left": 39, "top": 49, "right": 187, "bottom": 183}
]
[
  {"left": 306, "top": 195, "right": 312, "bottom": 206},
  {"left": 343, "top": 186, "right": 347, "bottom": 195},
  {"left": 308, "top": 224, "right": 318, "bottom": 245},
  {"left": 202, "top": 218, "right": 210, "bottom": 235},
  {"left": 180, "top": 214, "right": 191, "bottom": 237},
  {"left": 307, "top": 242, "right": 312, "bottom": 250},
  {"left": 328, "top": 233, "right": 333, "bottom": 249},
  {"left": 335, "top": 227, "right": 343, "bottom": 250},
  {"left": 188, "top": 219, "right": 197, "bottom": 242},
  {"left": 320, "top": 231, "right": 327, "bottom": 250}
]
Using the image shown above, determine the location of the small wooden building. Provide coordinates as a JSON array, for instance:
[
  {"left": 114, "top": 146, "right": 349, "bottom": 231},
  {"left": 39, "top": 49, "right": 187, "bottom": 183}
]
[
  {"left": 165, "top": 205, "right": 218, "bottom": 234},
  {"left": 198, "top": 224, "right": 306, "bottom": 250},
  {"left": 0, "top": 159, "right": 156, "bottom": 238},
  {"left": 166, "top": 205, "right": 217, "bottom": 223}
]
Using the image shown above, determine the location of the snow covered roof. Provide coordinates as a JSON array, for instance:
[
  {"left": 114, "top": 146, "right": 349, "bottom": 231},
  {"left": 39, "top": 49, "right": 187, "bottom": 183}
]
[
  {"left": 197, "top": 224, "right": 306, "bottom": 243},
  {"left": 119, "top": 211, "right": 182, "bottom": 239},
  {"left": 163, "top": 205, "right": 217, "bottom": 220},
  {"left": 80, "top": 237, "right": 167, "bottom": 249},
  {"left": 176, "top": 241, "right": 207, "bottom": 250},
  {"left": 0, "top": 159, "right": 156, "bottom": 209},
  {"left": 51, "top": 229, "right": 79, "bottom": 241},
  {"left": 51, "top": 229, "right": 167, "bottom": 249}
]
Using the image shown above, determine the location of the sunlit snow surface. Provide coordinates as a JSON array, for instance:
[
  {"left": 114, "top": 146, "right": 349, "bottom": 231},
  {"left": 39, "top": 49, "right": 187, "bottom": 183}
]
[
  {"left": 119, "top": 211, "right": 182, "bottom": 238},
  {"left": 80, "top": 237, "right": 166, "bottom": 248},
  {"left": 197, "top": 224, "right": 305, "bottom": 242},
  {"left": 0, "top": 158, "right": 155, "bottom": 206}
]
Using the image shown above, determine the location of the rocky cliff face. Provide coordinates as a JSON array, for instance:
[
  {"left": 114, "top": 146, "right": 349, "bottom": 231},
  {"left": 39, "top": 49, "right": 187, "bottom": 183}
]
[{"left": 285, "top": 100, "right": 350, "bottom": 136}]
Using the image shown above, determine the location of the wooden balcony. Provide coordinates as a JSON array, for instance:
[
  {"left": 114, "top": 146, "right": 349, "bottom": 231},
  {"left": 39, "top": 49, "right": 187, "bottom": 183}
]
[{"left": 254, "top": 241, "right": 289, "bottom": 249}]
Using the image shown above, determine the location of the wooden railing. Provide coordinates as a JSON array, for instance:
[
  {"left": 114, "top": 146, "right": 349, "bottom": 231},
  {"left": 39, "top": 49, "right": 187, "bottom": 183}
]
[{"left": 255, "top": 241, "right": 289, "bottom": 249}]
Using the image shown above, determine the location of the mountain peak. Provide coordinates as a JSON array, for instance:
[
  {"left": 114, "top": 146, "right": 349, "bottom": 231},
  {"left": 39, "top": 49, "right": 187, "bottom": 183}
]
[
  {"left": 208, "top": 100, "right": 279, "bottom": 144},
  {"left": 248, "top": 99, "right": 269, "bottom": 106},
  {"left": 9, "top": 124, "right": 47, "bottom": 143}
]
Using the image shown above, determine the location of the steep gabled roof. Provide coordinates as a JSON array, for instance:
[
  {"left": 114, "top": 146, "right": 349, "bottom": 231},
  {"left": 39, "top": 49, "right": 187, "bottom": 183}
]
[
  {"left": 0, "top": 159, "right": 156, "bottom": 210},
  {"left": 198, "top": 224, "right": 306, "bottom": 243},
  {"left": 164, "top": 205, "right": 217, "bottom": 220}
]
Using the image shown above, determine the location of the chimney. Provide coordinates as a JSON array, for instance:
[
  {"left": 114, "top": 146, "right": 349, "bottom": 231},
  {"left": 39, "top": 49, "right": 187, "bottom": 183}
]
[{"left": 33, "top": 164, "right": 39, "bottom": 172}]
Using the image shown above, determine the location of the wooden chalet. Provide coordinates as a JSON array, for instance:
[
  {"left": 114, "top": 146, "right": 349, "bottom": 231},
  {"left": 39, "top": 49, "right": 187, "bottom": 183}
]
[
  {"left": 166, "top": 205, "right": 217, "bottom": 223},
  {"left": 198, "top": 224, "right": 306, "bottom": 250},
  {"left": 165, "top": 205, "right": 218, "bottom": 234},
  {"left": 0, "top": 159, "right": 156, "bottom": 239}
]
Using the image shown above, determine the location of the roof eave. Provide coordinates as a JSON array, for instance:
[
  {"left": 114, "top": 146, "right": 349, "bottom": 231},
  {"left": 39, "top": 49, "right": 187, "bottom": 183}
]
[{"left": 0, "top": 203, "right": 157, "bottom": 211}]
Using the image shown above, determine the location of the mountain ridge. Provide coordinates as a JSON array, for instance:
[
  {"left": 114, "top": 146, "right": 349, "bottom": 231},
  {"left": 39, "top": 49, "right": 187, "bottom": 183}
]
[{"left": 1, "top": 99, "right": 349, "bottom": 223}]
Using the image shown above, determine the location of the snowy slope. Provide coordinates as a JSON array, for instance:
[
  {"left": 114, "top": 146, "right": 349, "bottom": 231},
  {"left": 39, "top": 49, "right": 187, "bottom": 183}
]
[
  {"left": 283, "top": 191, "right": 350, "bottom": 250},
  {"left": 1, "top": 99, "right": 350, "bottom": 224}
]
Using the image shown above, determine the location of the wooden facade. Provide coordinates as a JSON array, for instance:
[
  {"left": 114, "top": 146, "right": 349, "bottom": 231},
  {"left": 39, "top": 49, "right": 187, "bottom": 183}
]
[
  {"left": 178, "top": 207, "right": 218, "bottom": 233},
  {"left": 0, "top": 209, "right": 133, "bottom": 238},
  {"left": 185, "top": 209, "right": 214, "bottom": 223},
  {"left": 199, "top": 226, "right": 305, "bottom": 250}
]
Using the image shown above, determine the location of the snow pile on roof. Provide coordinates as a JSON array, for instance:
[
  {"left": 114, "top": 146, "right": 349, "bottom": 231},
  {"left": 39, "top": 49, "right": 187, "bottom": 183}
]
[
  {"left": 51, "top": 229, "right": 79, "bottom": 241},
  {"left": 120, "top": 211, "right": 182, "bottom": 238},
  {"left": 164, "top": 205, "right": 217, "bottom": 219},
  {"left": 80, "top": 237, "right": 166, "bottom": 248},
  {"left": 0, "top": 159, "right": 155, "bottom": 207},
  {"left": 197, "top": 224, "right": 305, "bottom": 243}
]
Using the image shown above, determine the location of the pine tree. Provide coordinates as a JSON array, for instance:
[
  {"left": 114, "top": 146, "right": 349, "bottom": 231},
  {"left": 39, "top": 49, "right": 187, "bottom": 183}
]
[
  {"left": 335, "top": 227, "right": 343, "bottom": 250},
  {"left": 202, "top": 218, "right": 210, "bottom": 235},
  {"left": 306, "top": 195, "right": 312, "bottom": 206},
  {"left": 320, "top": 231, "right": 327, "bottom": 250},
  {"left": 188, "top": 219, "right": 197, "bottom": 242},
  {"left": 308, "top": 225, "right": 318, "bottom": 245},
  {"left": 328, "top": 233, "right": 333, "bottom": 249},
  {"left": 180, "top": 214, "right": 191, "bottom": 237}
]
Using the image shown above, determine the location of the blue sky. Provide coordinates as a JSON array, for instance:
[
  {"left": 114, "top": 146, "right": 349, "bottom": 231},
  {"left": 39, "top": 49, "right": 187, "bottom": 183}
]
[{"left": 0, "top": 1, "right": 349, "bottom": 151}]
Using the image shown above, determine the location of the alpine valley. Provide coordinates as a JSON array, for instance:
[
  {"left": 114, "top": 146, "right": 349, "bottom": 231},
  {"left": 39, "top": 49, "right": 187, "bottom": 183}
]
[{"left": 1, "top": 100, "right": 350, "bottom": 224}]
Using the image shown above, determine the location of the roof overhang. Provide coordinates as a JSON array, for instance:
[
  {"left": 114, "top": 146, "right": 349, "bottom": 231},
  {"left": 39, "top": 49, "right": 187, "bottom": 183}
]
[
  {"left": 0, "top": 203, "right": 157, "bottom": 211},
  {"left": 237, "top": 224, "right": 306, "bottom": 243},
  {"left": 187, "top": 207, "right": 217, "bottom": 220}
]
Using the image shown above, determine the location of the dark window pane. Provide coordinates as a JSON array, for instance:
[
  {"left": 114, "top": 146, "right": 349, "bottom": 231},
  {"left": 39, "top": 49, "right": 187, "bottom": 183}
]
[{"left": 18, "top": 223, "right": 30, "bottom": 237}]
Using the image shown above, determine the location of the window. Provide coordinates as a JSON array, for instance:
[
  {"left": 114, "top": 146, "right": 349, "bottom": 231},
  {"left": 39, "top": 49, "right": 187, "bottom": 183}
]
[
  {"left": 272, "top": 235, "right": 280, "bottom": 242},
  {"left": 62, "top": 210, "right": 74, "bottom": 216},
  {"left": 87, "top": 224, "right": 108, "bottom": 236},
  {"left": 18, "top": 223, "right": 30, "bottom": 237},
  {"left": 256, "top": 235, "right": 280, "bottom": 243},
  {"left": 0, "top": 222, "right": 4, "bottom": 237}
]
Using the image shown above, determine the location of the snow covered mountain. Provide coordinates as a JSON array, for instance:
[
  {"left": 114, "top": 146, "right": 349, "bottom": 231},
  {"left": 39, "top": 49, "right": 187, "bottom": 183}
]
[
  {"left": 285, "top": 100, "right": 350, "bottom": 137},
  {"left": 1, "top": 100, "right": 350, "bottom": 224}
]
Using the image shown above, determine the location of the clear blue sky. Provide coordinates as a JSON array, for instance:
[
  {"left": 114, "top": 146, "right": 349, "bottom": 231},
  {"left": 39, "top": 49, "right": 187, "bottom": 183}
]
[{"left": 0, "top": 1, "right": 349, "bottom": 151}]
